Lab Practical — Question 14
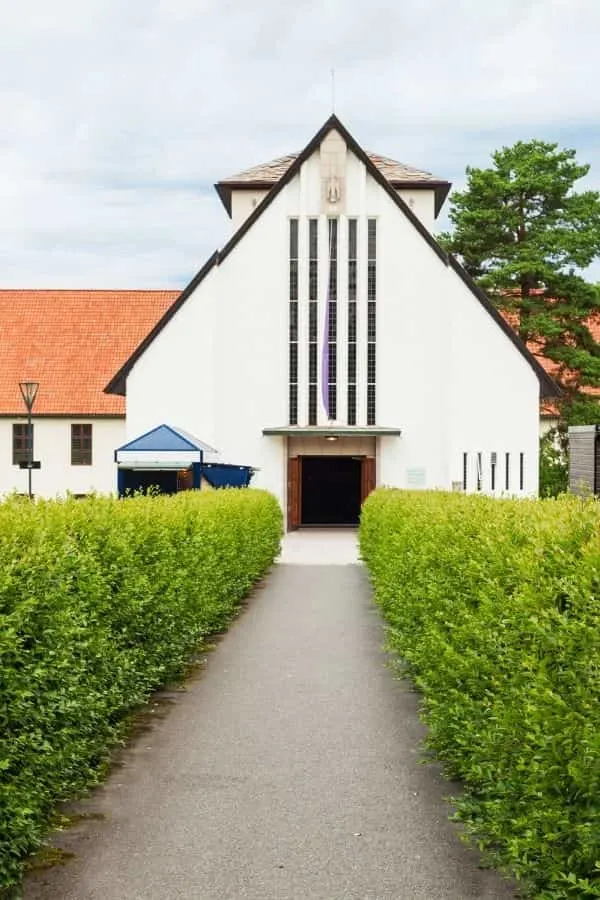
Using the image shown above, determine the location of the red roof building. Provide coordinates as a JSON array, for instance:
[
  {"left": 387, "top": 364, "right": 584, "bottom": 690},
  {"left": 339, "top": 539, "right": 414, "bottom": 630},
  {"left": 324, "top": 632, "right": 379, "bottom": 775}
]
[{"left": 0, "top": 290, "right": 177, "bottom": 417}]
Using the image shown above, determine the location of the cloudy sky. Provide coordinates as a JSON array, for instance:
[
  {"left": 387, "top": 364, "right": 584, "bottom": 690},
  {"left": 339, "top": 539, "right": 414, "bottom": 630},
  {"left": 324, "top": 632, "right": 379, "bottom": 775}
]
[{"left": 2, "top": 0, "right": 600, "bottom": 288}]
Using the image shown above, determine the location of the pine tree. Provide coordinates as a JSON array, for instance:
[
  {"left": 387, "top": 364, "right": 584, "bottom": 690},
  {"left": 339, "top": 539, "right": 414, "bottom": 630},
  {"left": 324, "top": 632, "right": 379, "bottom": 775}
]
[{"left": 439, "top": 140, "right": 600, "bottom": 420}]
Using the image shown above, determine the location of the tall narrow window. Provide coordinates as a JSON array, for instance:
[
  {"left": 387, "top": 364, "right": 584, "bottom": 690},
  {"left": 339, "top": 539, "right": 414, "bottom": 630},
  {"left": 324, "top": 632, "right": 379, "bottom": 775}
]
[
  {"left": 505, "top": 452, "right": 510, "bottom": 491},
  {"left": 491, "top": 452, "right": 497, "bottom": 491},
  {"left": 308, "top": 219, "right": 318, "bottom": 425},
  {"left": 289, "top": 219, "right": 299, "bottom": 425},
  {"left": 476, "top": 452, "right": 483, "bottom": 491},
  {"left": 71, "top": 424, "right": 92, "bottom": 466},
  {"left": 347, "top": 219, "right": 357, "bottom": 425},
  {"left": 325, "top": 218, "right": 338, "bottom": 420},
  {"left": 462, "top": 452, "right": 468, "bottom": 491},
  {"left": 519, "top": 453, "right": 524, "bottom": 491},
  {"left": 367, "top": 219, "right": 377, "bottom": 425},
  {"left": 12, "top": 423, "right": 32, "bottom": 465}
]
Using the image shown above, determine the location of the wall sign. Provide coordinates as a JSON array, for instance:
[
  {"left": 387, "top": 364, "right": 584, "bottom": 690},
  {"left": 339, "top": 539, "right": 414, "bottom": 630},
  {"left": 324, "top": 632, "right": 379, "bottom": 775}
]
[{"left": 406, "top": 467, "right": 426, "bottom": 488}]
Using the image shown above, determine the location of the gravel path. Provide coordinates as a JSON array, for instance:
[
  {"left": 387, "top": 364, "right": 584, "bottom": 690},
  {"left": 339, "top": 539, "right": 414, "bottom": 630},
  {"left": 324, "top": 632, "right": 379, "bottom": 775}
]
[{"left": 24, "top": 548, "right": 516, "bottom": 899}]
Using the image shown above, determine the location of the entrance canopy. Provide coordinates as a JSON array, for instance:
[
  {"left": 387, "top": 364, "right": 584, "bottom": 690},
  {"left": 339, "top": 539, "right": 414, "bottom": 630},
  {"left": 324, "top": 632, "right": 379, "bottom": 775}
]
[
  {"left": 262, "top": 426, "right": 402, "bottom": 437},
  {"left": 115, "top": 424, "right": 218, "bottom": 469}
]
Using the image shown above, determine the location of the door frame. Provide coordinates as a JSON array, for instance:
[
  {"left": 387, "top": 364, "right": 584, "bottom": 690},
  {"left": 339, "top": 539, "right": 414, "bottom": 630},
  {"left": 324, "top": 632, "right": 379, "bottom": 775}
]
[{"left": 287, "top": 454, "right": 376, "bottom": 530}]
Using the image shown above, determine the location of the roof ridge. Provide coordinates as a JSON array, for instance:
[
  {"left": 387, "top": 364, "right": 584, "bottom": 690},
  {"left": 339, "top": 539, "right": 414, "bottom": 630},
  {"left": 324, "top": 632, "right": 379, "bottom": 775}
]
[
  {"left": 0, "top": 288, "right": 180, "bottom": 294},
  {"left": 218, "top": 149, "right": 442, "bottom": 187}
]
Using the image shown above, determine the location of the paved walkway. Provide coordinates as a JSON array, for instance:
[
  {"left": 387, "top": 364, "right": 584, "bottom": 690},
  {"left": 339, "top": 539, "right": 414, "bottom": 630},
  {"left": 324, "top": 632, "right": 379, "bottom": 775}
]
[
  {"left": 24, "top": 534, "right": 515, "bottom": 899},
  {"left": 278, "top": 528, "right": 361, "bottom": 565}
]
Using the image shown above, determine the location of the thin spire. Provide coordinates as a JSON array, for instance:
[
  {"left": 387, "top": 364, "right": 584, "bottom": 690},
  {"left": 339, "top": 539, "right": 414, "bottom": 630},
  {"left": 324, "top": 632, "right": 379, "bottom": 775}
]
[{"left": 331, "top": 67, "right": 336, "bottom": 113}]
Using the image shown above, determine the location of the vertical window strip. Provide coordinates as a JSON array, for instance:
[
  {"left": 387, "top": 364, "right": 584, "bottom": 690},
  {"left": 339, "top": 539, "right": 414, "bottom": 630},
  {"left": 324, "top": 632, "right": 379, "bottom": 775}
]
[
  {"left": 308, "top": 218, "right": 318, "bottom": 425},
  {"left": 476, "top": 451, "right": 483, "bottom": 491},
  {"left": 505, "top": 452, "right": 510, "bottom": 491},
  {"left": 327, "top": 218, "right": 338, "bottom": 420},
  {"left": 367, "top": 219, "right": 377, "bottom": 426},
  {"left": 289, "top": 219, "right": 299, "bottom": 425},
  {"left": 491, "top": 451, "right": 497, "bottom": 491},
  {"left": 347, "top": 219, "right": 357, "bottom": 425},
  {"left": 462, "top": 452, "right": 468, "bottom": 491},
  {"left": 519, "top": 453, "right": 524, "bottom": 491}
]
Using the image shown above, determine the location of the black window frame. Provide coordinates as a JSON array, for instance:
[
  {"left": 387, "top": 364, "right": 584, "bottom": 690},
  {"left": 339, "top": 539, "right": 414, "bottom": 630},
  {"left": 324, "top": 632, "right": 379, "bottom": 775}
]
[
  {"left": 71, "top": 423, "right": 93, "bottom": 466},
  {"left": 289, "top": 218, "right": 299, "bottom": 425},
  {"left": 347, "top": 218, "right": 358, "bottom": 425},
  {"left": 366, "top": 219, "right": 377, "bottom": 426},
  {"left": 12, "top": 423, "right": 33, "bottom": 466},
  {"left": 308, "top": 218, "right": 319, "bottom": 425},
  {"left": 519, "top": 452, "right": 524, "bottom": 491}
]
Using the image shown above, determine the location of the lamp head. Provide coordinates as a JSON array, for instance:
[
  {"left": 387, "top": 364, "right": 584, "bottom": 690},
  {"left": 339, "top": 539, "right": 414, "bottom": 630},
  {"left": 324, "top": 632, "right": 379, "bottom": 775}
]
[{"left": 19, "top": 381, "right": 39, "bottom": 410}]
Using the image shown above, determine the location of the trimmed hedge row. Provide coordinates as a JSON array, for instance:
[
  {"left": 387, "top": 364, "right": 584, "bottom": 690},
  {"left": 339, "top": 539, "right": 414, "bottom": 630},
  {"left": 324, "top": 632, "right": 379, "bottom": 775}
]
[
  {"left": 0, "top": 489, "right": 282, "bottom": 887},
  {"left": 360, "top": 490, "right": 600, "bottom": 900}
]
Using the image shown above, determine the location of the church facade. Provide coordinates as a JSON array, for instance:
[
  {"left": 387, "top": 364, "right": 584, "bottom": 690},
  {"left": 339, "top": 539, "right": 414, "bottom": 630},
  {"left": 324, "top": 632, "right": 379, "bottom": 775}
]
[{"left": 107, "top": 116, "right": 557, "bottom": 528}]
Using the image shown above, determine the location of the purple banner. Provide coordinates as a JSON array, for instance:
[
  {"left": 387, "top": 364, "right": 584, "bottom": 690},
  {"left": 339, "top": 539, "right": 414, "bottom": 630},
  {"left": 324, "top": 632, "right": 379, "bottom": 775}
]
[{"left": 321, "top": 295, "right": 330, "bottom": 418}]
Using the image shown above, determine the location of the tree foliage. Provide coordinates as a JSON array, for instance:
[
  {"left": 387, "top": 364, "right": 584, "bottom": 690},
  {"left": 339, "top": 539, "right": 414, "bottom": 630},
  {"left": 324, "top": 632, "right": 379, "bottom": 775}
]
[
  {"left": 440, "top": 140, "right": 600, "bottom": 416},
  {"left": 539, "top": 428, "right": 568, "bottom": 497}
]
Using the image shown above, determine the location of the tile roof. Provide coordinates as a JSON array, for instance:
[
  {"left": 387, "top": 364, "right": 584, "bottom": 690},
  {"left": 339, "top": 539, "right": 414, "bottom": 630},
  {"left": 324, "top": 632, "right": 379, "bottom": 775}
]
[
  {"left": 364, "top": 152, "right": 443, "bottom": 185},
  {"left": 219, "top": 151, "right": 443, "bottom": 186},
  {"left": 0, "top": 290, "right": 177, "bottom": 416},
  {"left": 219, "top": 154, "right": 299, "bottom": 185}
]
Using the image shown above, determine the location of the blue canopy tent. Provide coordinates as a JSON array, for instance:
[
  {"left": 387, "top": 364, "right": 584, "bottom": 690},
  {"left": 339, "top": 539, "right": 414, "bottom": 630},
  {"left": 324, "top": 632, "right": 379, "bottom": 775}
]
[{"left": 115, "top": 425, "right": 253, "bottom": 496}]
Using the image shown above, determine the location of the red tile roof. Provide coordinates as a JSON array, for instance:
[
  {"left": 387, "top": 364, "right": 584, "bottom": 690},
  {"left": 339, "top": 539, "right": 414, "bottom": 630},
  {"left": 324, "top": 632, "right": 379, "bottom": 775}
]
[{"left": 0, "top": 290, "right": 177, "bottom": 416}]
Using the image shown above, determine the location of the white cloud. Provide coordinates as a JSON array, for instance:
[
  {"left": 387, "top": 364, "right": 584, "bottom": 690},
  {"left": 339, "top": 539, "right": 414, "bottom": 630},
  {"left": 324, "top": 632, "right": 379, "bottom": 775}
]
[{"left": 1, "top": 0, "right": 600, "bottom": 286}]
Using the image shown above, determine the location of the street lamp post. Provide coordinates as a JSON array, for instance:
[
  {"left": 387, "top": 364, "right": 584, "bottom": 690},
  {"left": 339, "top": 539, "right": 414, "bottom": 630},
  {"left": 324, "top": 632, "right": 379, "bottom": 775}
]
[{"left": 19, "top": 381, "right": 39, "bottom": 499}]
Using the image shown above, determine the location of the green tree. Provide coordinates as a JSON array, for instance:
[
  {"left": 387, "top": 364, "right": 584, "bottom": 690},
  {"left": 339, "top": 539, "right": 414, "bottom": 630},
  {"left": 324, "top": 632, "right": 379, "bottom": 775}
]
[
  {"left": 439, "top": 140, "right": 600, "bottom": 418},
  {"left": 539, "top": 429, "right": 568, "bottom": 497}
]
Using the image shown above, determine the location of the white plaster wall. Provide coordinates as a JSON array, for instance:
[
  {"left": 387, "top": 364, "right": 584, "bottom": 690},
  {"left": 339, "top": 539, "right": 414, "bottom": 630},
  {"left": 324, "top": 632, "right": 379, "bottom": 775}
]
[
  {"left": 366, "top": 173, "right": 450, "bottom": 491},
  {"left": 0, "top": 418, "right": 123, "bottom": 498},
  {"left": 230, "top": 190, "right": 270, "bottom": 230},
  {"left": 125, "top": 174, "right": 297, "bottom": 509},
  {"left": 396, "top": 189, "right": 435, "bottom": 231},
  {"left": 213, "top": 180, "right": 296, "bottom": 506},
  {"left": 125, "top": 266, "right": 218, "bottom": 448},
  {"left": 445, "top": 263, "right": 540, "bottom": 495},
  {"left": 367, "top": 170, "right": 540, "bottom": 495}
]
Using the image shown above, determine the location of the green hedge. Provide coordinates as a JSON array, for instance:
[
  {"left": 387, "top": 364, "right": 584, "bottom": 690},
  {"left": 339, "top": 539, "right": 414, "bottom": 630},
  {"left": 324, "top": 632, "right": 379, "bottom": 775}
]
[
  {"left": 0, "top": 489, "right": 282, "bottom": 887},
  {"left": 360, "top": 490, "right": 600, "bottom": 900}
]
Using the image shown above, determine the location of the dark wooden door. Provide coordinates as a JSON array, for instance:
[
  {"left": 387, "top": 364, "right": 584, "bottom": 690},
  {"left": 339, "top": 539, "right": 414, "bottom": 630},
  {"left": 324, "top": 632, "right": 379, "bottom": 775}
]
[
  {"left": 287, "top": 456, "right": 301, "bottom": 530},
  {"left": 361, "top": 456, "right": 376, "bottom": 504}
]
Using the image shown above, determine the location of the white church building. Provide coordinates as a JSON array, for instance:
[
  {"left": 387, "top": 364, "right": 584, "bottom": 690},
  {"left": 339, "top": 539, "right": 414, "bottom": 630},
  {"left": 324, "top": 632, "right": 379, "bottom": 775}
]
[{"left": 106, "top": 115, "right": 557, "bottom": 529}]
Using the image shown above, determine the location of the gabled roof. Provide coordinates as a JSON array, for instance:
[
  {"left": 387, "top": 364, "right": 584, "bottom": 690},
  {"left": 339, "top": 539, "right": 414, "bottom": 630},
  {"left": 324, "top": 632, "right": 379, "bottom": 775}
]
[
  {"left": 105, "top": 115, "right": 559, "bottom": 400},
  {"left": 0, "top": 290, "right": 176, "bottom": 416},
  {"left": 215, "top": 148, "right": 450, "bottom": 218},
  {"left": 117, "top": 424, "right": 217, "bottom": 454}
]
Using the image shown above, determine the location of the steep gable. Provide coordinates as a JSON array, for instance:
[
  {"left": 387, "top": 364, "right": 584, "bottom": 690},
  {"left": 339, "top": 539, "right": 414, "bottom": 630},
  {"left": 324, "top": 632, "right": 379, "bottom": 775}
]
[{"left": 105, "top": 116, "right": 558, "bottom": 400}]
